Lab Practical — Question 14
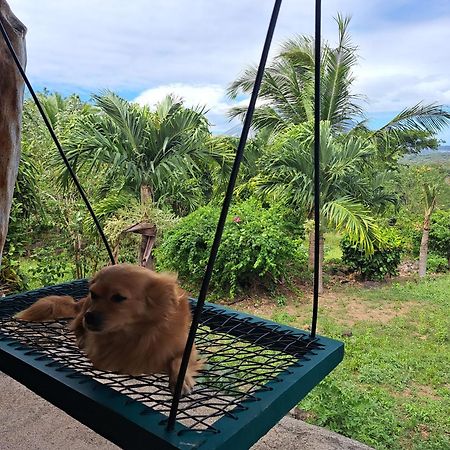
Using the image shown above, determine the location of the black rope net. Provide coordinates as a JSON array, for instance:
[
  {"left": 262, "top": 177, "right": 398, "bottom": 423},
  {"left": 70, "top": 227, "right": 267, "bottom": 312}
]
[{"left": 0, "top": 280, "right": 322, "bottom": 434}]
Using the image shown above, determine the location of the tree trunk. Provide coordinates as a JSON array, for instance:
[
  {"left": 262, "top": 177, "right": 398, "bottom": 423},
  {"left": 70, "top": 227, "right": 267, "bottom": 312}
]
[
  {"left": 308, "top": 229, "right": 324, "bottom": 294},
  {"left": 418, "top": 215, "right": 431, "bottom": 278},
  {"left": 140, "top": 184, "right": 153, "bottom": 205},
  {"left": 318, "top": 233, "right": 324, "bottom": 294},
  {"left": 139, "top": 184, "right": 155, "bottom": 268},
  {"left": 308, "top": 229, "right": 315, "bottom": 269},
  {"left": 0, "top": 0, "right": 26, "bottom": 267}
]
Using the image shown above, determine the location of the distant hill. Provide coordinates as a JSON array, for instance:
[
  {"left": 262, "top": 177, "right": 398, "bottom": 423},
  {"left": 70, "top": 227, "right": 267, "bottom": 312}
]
[{"left": 402, "top": 146, "right": 450, "bottom": 166}]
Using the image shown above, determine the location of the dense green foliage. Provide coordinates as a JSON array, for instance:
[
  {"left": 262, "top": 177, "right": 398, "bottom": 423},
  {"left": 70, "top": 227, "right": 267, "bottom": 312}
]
[
  {"left": 56, "top": 92, "right": 221, "bottom": 218},
  {"left": 429, "top": 209, "right": 450, "bottom": 264},
  {"left": 156, "top": 199, "right": 306, "bottom": 296},
  {"left": 0, "top": 248, "right": 28, "bottom": 293},
  {"left": 260, "top": 121, "right": 388, "bottom": 250},
  {"left": 392, "top": 212, "right": 422, "bottom": 256},
  {"left": 341, "top": 227, "right": 404, "bottom": 280},
  {"left": 426, "top": 253, "right": 448, "bottom": 273}
]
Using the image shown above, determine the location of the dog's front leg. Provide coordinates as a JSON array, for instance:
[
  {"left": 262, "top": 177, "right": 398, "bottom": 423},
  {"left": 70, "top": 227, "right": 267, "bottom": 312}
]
[{"left": 168, "top": 356, "right": 196, "bottom": 396}]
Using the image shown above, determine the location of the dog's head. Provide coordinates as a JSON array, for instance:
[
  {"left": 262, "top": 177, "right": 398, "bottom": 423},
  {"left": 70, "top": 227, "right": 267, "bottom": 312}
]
[{"left": 82, "top": 264, "right": 182, "bottom": 333}]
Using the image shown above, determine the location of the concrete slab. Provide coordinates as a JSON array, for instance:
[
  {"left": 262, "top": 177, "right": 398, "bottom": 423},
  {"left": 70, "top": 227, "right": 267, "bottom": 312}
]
[{"left": 0, "top": 372, "right": 373, "bottom": 449}]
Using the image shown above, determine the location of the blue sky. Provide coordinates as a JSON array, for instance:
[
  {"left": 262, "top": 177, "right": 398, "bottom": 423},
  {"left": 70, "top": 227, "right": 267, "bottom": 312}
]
[{"left": 7, "top": 0, "right": 450, "bottom": 143}]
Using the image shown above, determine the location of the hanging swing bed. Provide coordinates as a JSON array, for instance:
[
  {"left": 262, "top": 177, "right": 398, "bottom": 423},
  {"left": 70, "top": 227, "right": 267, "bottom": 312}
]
[{"left": 0, "top": 1, "right": 343, "bottom": 449}]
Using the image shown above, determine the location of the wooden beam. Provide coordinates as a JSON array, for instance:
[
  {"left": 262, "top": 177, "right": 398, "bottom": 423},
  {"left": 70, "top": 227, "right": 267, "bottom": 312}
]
[{"left": 0, "top": 0, "right": 26, "bottom": 266}]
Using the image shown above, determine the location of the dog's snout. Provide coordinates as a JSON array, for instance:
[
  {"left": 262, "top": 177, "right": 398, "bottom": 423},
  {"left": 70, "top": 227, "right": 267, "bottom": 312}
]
[{"left": 84, "top": 311, "right": 103, "bottom": 330}]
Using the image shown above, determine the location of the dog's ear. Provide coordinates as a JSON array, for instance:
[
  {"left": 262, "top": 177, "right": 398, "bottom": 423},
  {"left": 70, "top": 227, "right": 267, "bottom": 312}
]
[{"left": 145, "top": 271, "right": 181, "bottom": 306}]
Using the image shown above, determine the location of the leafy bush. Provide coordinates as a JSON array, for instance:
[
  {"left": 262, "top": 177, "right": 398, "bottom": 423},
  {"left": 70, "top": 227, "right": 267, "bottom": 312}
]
[
  {"left": 392, "top": 211, "right": 422, "bottom": 256},
  {"left": 103, "top": 201, "right": 179, "bottom": 264},
  {"left": 341, "top": 227, "right": 403, "bottom": 281},
  {"left": 0, "top": 246, "right": 28, "bottom": 294},
  {"left": 429, "top": 210, "right": 450, "bottom": 264},
  {"left": 394, "top": 209, "right": 449, "bottom": 267},
  {"left": 155, "top": 199, "right": 307, "bottom": 296},
  {"left": 426, "top": 253, "right": 448, "bottom": 273},
  {"left": 28, "top": 248, "right": 70, "bottom": 287}
]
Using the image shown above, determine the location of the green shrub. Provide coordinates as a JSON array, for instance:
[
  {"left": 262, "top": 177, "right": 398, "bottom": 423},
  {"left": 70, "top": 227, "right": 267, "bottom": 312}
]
[
  {"left": 341, "top": 227, "right": 403, "bottom": 281},
  {"left": 427, "top": 253, "right": 448, "bottom": 273},
  {"left": 395, "top": 209, "right": 450, "bottom": 264},
  {"left": 429, "top": 210, "right": 450, "bottom": 264},
  {"left": 392, "top": 211, "right": 422, "bottom": 256},
  {"left": 0, "top": 246, "right": 28, "bottom": 294},
  {"left": 28, "top": 248, "right": 71, "bottom": 287},
  {"left": 155, "top": 199, "right": 307, "bottom": 296}
]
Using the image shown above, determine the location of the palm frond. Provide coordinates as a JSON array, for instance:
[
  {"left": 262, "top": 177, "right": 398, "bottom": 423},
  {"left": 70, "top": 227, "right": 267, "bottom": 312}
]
[
  {"left": 376, "top": 102, "right": 450, "bottom": 135},
  {"left": 322, "top": 198, "right": 381, "bottom": 253}
]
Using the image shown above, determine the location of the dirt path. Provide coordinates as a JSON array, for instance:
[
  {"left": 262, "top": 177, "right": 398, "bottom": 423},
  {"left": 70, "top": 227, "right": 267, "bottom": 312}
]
[{"left": 232, "top": 285, "right": 419, "bottom": 330}]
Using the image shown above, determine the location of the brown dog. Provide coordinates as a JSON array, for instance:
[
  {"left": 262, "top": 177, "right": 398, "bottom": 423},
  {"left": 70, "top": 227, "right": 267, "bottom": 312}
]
[{"left": 16, "top": 264, "right": 202, "bottom": 394}]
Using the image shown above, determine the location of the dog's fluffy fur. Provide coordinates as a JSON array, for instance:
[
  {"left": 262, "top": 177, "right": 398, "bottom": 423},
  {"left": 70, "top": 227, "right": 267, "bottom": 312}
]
[
  {"left": 16, "top": 264, "right": 202, "bottom": 394},
  {"left": 15, "top": 295, "right": 83, "bottom": 321}
]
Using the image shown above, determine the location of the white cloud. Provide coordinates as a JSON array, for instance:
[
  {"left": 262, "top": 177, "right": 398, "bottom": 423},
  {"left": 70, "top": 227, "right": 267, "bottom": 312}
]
[
  {"left": 133, "top": 83, "right": 270, "bottom": 133},
  {"left": 6, "top": 0, "right": 450, "bottom": 141},
  {"left": 134, "top": 84, "right": 228, "bottom": 113},
  {"left": 353, "top": 16, "right": 450, "bottom": 115},
  {"left": 133, "top": 83, "right": 236, "bottom": 132}
]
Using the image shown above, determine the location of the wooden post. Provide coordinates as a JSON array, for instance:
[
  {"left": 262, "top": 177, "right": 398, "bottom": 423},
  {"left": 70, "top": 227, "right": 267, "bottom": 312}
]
[{"left": 0, "top": 0, "right": 26, "bottom": 266}]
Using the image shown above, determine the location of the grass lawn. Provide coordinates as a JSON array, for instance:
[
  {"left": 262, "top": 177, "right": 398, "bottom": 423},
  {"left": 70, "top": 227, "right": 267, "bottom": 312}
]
[{"left": 236, "top": 274, "right": 450, "bottom": 450}]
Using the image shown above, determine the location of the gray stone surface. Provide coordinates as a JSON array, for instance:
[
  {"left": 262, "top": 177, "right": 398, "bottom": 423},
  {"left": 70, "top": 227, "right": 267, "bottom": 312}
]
[
  {"left": 0, "top": 372, "right": 117, "bottom": 450},
  {"left": 0, "top": 372, "right": 373, "bottom": 449},
  {"left": 252, "top": 415, "right": 374, "bottom": 450}
]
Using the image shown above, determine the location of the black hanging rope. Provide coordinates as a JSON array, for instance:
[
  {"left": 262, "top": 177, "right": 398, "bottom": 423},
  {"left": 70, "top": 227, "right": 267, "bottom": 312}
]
[
  {"left": 0, "top": 17, "right": 115, "bottom": 266},
  {"left": 167, "top": 0, "right": 283, "bottom": 430},
  {"left": 310, "top": 0, "right": 321, "bottom": 339}
]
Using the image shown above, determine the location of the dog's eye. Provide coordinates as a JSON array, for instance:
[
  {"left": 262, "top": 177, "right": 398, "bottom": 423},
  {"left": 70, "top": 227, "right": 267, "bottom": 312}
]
[
  {"left": 90, "top": 291, "right": 99, "bottom": 300},
  {"left": 111, "top": 294, "right": 126, "bottom": 303}
]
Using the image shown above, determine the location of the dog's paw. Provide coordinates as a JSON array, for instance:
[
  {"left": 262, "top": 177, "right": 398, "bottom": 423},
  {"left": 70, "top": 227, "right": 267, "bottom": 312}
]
[{"left": 169, "top": 375, "right": 195, "bottom": 396}]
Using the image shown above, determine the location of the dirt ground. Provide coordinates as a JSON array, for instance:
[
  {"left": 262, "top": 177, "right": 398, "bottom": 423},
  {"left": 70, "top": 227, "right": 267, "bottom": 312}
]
[{"left": 235, "top": 285, "right": 418, "bottom": 330}]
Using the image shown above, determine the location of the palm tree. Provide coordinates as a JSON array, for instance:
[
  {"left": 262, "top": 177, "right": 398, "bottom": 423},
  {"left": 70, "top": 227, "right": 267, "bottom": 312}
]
[
  {"left": 60, "top": 91, "right": 212, "bottom": 265},
  {"left": 228, "top": 15, "right": 450, "bottom": 138},
  {"left": 61, "top": 91, "right": 211, "bottom": 205},
  {"left": 228, "top": 15, "right": 362, "bottom": 133},
  {"left": 418, "top": 183, "right": 438, "bottom": 277},
  {"left": 258, "top": 121, "right": 391, "bottom": 293}
]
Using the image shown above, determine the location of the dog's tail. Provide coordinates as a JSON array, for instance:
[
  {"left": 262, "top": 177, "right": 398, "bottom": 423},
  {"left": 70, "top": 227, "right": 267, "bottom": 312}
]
[{"left": 15, "top": 295, "right": 85, "bottom": 322}]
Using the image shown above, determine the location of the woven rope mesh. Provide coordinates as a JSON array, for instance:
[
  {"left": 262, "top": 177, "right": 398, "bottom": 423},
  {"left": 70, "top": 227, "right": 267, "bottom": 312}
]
[{"left": 0, "top": 280, "right": 322, "bottom": 434}]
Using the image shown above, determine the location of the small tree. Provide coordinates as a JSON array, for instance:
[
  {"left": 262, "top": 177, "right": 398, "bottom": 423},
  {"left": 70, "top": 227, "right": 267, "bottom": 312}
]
[{"left": 418, "top": 183, "right": 438, "bottom": 277}]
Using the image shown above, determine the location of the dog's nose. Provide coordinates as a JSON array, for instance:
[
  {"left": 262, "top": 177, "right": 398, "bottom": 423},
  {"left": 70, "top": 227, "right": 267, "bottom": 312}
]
[{"left": 84, "top": 311, "right": 102, "bottom": 330}]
